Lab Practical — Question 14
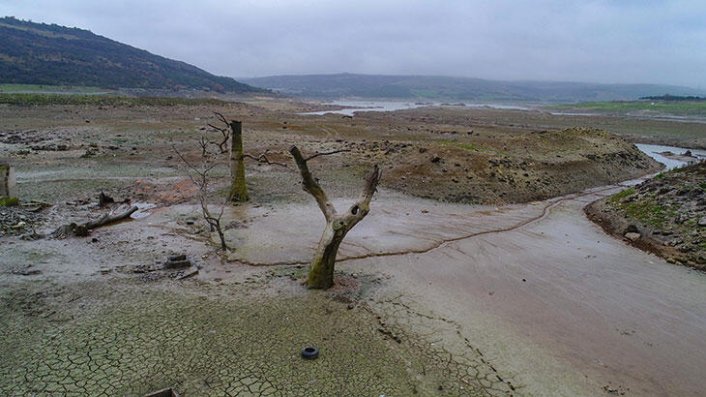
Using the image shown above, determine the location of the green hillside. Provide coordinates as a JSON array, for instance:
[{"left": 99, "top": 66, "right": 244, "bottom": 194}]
[{"left": 0, "top": 17, "right": 261, "bottom": 93}]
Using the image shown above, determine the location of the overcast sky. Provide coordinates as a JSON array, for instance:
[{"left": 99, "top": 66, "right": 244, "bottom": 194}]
[{"left": 2, "top": 0, "right": 706, "bottom": 87}]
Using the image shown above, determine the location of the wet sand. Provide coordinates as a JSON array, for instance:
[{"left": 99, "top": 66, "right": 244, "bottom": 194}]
[{"left": 226, "top": 186, "right": 706, "bottom": 396}]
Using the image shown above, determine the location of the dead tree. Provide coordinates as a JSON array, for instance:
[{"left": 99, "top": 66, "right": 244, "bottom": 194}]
[
  {"left": 290, "top": 146, "right": 382, "bottom": 289},
  {"left": 174, "top": 137, "right": 228, "bottom": 250},
  {"left": 227, "top": 120, "right": 249, "bottom": 202},
  {"left": 208, "top": 113, "right": 248, "bottom": 203}
]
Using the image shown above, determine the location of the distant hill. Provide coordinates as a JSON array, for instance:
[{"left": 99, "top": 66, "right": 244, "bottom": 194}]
[
  {"left": 243, "top": 73, "right": 706, "bottom": 103},
  {"left": 0, "top": 17, "right": 260, "bottom": 93}
]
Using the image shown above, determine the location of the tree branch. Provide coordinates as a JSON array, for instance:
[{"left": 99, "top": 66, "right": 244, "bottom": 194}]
[
  {"left": 208, "top": 112, "right": 232, "bottom": 153},
  {"left": 242, "top": 151, "right": 288, "bottom": 168},
  {"left": 84, "top": 206, "right": 139, "bottom": 229},
  {"left": 304, "top": 149, "right": 352, "bottom": 162},
  {"left": 345, "top": 164, "right": 382, "bottom": 224},
  {"left": 289, "top": 145, "right": 336, "bottom": 221}
]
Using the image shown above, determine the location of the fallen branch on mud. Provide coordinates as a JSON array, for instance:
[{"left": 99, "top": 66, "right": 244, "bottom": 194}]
[
  {"left": 51, "top": 205, "right": 138, "bottom": 238},
  {"left": 304, "top": 149, "right": 352, "bottom": 162}
]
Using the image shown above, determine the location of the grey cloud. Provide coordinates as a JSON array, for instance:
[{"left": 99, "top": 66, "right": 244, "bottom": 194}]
[{"left": 1, "top": 0, "right": 705, "bottom": 87}]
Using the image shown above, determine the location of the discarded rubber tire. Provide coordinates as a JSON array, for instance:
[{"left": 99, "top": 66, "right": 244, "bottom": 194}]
[{"left": 301, "top": 346, "right": 319, "bottom": 360}]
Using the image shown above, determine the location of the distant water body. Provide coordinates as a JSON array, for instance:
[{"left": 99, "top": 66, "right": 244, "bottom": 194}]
[
  {"left": 301, "top": 102, "right": 704, "bottom": 171},
  {"left": 300, "top": 100, "right": 530, "bottom": 116},
  {"left": 636, "top": 143, "right": 706, "bottom": 170}
]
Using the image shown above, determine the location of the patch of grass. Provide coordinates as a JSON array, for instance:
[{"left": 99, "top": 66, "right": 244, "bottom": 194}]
[
  {"left": 609, "top": 187, "right": 636, "bottom": 204},
  {"left": 0, "top": 84, "right": 108, "bottom": 94},
  {"left": 609, "top": 187, "right": 676, "bottom": 228},
  {"left": 452, "top": 142, "right": 479, "bottom": 151},
  {"left": 622, "top": 199, "right": 676, "bottom": 228},
  {"left": 0, "top": 196, "right": 19, "bottom": 206},
  {"left": 550, "top": 100, "right": 706, "bottom": 117},
  {"left": 0, "top": 93, "right": 230, "bottom": 107}
]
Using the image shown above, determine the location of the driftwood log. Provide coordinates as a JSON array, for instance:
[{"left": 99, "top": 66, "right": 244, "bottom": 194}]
[
  {"left": 290, "top": 145, "right": 381, "bottom": 289},
  {"left": 52, "top": 205, "right": 138, "bottom": 238}
]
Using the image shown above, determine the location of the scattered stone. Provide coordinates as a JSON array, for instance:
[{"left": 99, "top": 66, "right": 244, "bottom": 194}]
[
  {"left": 11, "top": 268, "right": 42, "bottom": 276},
  {"left": 590, "top": 161, "right": 705, "bottom": 270},
  {"left": 625, "top": 224, "right": 639, "bottom": 234},
  {"left": 176, "top": 267, "right": 199, "bottom": 280},
  {"left": 98, "top": 191, "right": 114, "bottom": 207},
  {"left": 624, "top": 232, "right": 641, "bottom": 241},
  {"left": 164, "top": 254, "right": 191, "bottom": 269}
]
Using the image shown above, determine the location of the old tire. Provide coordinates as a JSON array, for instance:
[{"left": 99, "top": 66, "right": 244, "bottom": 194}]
[{"left": 301, "top": 346, "right": 319, "bottom": 360}]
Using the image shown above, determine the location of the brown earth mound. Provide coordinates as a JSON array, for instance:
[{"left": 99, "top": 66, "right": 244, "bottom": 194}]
[{"left": 380, "top": 127, "right": 662, "bottom": 204}]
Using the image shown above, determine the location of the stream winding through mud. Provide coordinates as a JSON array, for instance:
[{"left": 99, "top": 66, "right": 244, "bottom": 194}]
[{"left": 224, "top": 143, "right": 706, "bottom": 396}]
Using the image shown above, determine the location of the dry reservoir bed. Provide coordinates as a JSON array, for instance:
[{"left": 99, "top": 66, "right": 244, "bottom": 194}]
[{"left": 1, "top": 100, "right": 705, "bottom": 396}]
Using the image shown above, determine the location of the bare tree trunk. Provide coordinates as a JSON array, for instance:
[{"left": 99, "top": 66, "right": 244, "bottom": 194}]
[
  {"left": 290, "top": 146, "right": 381, "bottom": 289},
  {"left": 228, "top": 120, "right": 249, "bottom": 202},
  {"left": 307, "top": 223, "right": 346, "bottom": 289}
]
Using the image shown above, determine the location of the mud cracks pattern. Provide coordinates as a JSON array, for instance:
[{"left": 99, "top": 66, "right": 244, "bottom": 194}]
[{"left": 0, "top": 280, "right": 514, "bottom": 396}]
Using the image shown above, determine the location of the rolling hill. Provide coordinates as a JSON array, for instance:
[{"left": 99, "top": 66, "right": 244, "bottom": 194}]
[
  {"left": 242, "top": 73, "right": 706, "bottom": 103},
  {"left": 0, "top": 17, "right": 260, "bottom": 93}
]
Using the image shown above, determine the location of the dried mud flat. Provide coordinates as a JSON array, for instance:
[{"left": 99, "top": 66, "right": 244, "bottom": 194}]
[{"left": 1, "top": 99, "right": 705, "bottom": 396}]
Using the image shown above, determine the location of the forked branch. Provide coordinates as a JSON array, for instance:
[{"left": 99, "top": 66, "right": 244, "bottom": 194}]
[{"left": 289, "top": 145, "right": 336, "bottom": 220}]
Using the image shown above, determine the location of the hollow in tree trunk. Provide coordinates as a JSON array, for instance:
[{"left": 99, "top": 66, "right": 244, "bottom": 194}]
[
  {"left": 228, "top": 120, "right": 249, "bottom": 202},
  {"left": 290, "top": 146, "right": 382, "bottom": 289}
]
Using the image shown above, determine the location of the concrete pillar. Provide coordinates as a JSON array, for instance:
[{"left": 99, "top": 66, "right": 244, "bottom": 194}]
[{"left": 0, "top": 162, "right": 16, "bottom": 198}]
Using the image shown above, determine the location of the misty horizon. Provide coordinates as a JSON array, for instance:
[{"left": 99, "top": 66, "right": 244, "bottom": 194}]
[{"left": 2, "top": 1, "right": 706, "bottom": 88}]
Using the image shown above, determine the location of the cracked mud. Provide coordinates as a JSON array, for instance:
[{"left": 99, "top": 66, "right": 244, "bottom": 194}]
[{"left": 0, "top": 277, "right": 513, "bottom": 397}]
